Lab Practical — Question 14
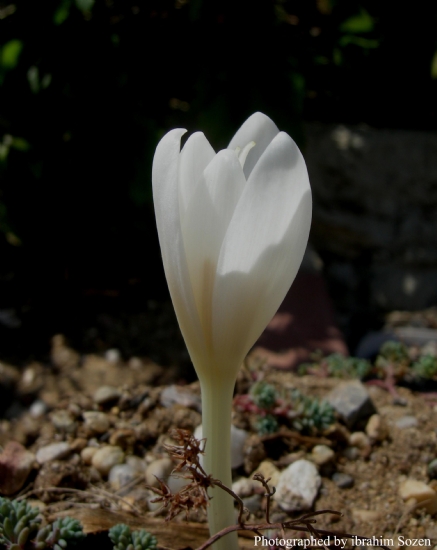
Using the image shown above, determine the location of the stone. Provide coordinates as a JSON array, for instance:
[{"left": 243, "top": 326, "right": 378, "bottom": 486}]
[
  {"left": 91, "top": 445, "right": 125, "bottom": 476},
  {"left": 351, "top": 509, "right": 381, "bottom": 523},
  {"left": 310, "top": 445, "right": 335, "bottom": 466},
  {"left": 253, "top": 460, "right": 281, "bottom": 487},
  {"left": 36, "top": 442, "right": 71, "bottom": 464},
  {"left": 365, "top": 414, "right": 388, "bottom": 442},
  {"left": 253, "top": 267, "right": 348, "bottom": 369},
  {"left": 274, "top": 459, "right": 321, "bottom": 512},
  {"left": 399, "top": 479, "right": 436, "bottom": 504},
  {"left": 108, "top": 457, "right": 145, "bottom": 492},
  {"left": 0, "top": 441, "right": 36, "bottom": 495},
  {"left": 327, "top": 381, "right": 376, "bottom": 428},
  {"left": 82, "top": 411, "right": 110, "bottom": 434},
  {"left": 243, "top": 494, "right": 262, "bottom": 514},
  {"left": 50, "top": 410, "right": 76, "bottom": 433},
  {"left": 93, "top": 386, "right": 121, "bottom": 405},
  {"left": 29, "top": 400, "right": 48, "bottom": 418},
  {"left": 349, "top": 431, "right": 371, "bottom": 449},
  {"left": 160, "top": 385, "right": 201, "bottom": 411},
  {"left": 231, "top": 425, "right": 249, "bottom": 469},
  {"left": 304, "top": 123, "right": 437, "bottom": 314},
  {"left": 145, "top": 457, "right": 174, "bottom": 488},
  {"left": 332, "top": 472, "right": 354, "bottom": 489},
  {"left": 232, "top": 477, "right": 257, "bottom": 498},
  {"left": 81, "top": 446, "right": 98, "bottom": 465},
  {"left": 395, "top": 416, "right": 418, "bottom": 429}
]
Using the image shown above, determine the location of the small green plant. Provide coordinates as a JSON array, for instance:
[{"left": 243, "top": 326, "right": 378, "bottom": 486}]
[
  {"left": 377, "top": 341, "right": 409, "bottom": 364},
  {"left": 299, "top": 353, "right": 372, "bottom": 380},
  {"left": 290, "top": 389, "right": 335, "bottom": 432},
  {"left": 249, "top": 381, "right": 278, "bottom": 410},
  {"left": 411, "top": 355, "right": 437, "bottom": 380},
  {"left": 0, "top": 497, "right": 84, "bottom": 550},
  {"left": 255, "top": 414, "right": 279, "bottom": 435},
  {"left": 108, "top": 523, "right": 157, "bottom": 550}
]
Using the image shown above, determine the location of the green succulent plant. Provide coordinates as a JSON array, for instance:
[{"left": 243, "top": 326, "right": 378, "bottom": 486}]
[
  {"left": 0, "top": 497, "right": 41, "bottom": 549},
  {"left": 255, "top": 414, "right": 279, "bottom": 435},
  {"left": 377, "top": 340, "right": 409, "bottom": 364},
  {"left": 108, "top": 523, "right": 157, "bottom": 550},
  {"left": 290, "top": 389, "right": 335, "bottom": 432},
  {"left": 0, "top": 498, "right": 84, "bottom": 550},
  {"left": 411, "top": 355, "right": 437, "bottom": 380},
  {"left": 250, "top": 381, "right": 278, "bottom": 410}
]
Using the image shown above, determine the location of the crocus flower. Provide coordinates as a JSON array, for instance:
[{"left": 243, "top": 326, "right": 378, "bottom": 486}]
[{"left": 152, "top": 112, "right": 312, "bottom": 549}]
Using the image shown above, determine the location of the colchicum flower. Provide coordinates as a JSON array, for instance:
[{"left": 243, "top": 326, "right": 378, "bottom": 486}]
[{"left": 152, "top": 112, "right": 312, "bottom": 549}]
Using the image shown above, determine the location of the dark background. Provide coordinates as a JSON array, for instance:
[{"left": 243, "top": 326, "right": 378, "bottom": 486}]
[{"left": 1, "top": 0, "right": 436, "bottom": 363}]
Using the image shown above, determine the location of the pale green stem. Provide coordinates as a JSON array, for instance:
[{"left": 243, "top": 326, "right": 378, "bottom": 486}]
[{"left": 200, "top": 377, "right": 239, "bottom": 550}]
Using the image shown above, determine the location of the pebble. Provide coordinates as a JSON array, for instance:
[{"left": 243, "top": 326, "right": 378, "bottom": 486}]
[
  {"left": 310, "top": 445, "right": 335, "bottom": 466},
  {"left": 29, "top": 400, "right": 48, "bottom": 418},
  {"left": 145, "top": 457, "right": 174, "bottom": 488},
  {"left": 351, "top": 509, "right": 381, "bottom": 523},
  {"left": 80, "top": 446, "right": 98, "bottom": 465},
  {"left": 342, "top": 446, "right": 360, "bottom": 461},
  {"left": 93, "top": 386, "right": 121, "bottom": 405},
  {"left": 274, "top": 459, "right": 321, "bottom": 512},
  {"left": 36, "top": 442, "right": 71, "bottom": 464},
  {"left": 160, "top": 385, "right": 201, "bottom": 411},
  {"left": 242, "top": 494, "right": 262, "bottom": 514},
  {"left": 0, "top": 441, "right": 36, "bottom": 495},
  {"left": 91, "top": 445, "right": 125, "bottom": 476},
  {"left": 349, "top": 431, "right": 370, "bottom": 449},
  {"left": 332, "top": 472, "right": 354, "bottom": 489},
  {"left": 327, "top": 381, "right": 376, "bottom": 428},
  {"left": 83, "top": 411, "right": 110, "bottom": 434},
  {"left": 395, "top": 415, "right": 418, "bottom": 429},
  {"left": 253, "top": 460, "right": 281, "bottom": 487},
  {"left": 108, "top": 457, "right": 145, "bottom": 492},
  {"left": 109, "top": 429, "right": 136, "bottom": 449},
  {"left": 399, "top": 479, "right": 436, "bottom": 510},
  {"left": 50, "top": 410, "right": 76, "bottom": 433},
  {"left": 231, "top": 425, "right": 249, "bottom": 469},
  {"left": 366, "top": 414, "right": 388, "bottom": 442},
  {"left": 104, "top": 349, "right": 121, "bottom": 364},
  {"left": 232, "top": 477, "right": 257, "bottom": 498}
]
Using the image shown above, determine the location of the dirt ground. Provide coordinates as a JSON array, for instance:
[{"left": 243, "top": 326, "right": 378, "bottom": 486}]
[{"left": 0, "top": 334, "right": 436, "bottom": 550}]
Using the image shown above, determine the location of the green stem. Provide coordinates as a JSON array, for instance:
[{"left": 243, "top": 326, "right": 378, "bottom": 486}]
[{"left": 200, "top": 378, "right": 239, "bottom": 550}]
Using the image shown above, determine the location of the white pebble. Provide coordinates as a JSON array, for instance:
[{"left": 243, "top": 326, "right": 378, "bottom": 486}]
[
  {"left": 274, "top": 459, "right": 321, "bottom": 512},
  {"left": 91, "top": 445, "right": 125, "bottom": 476}
]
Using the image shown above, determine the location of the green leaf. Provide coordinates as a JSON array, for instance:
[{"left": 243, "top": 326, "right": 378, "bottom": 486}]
[
  {"left": 339, "top": 35, "right": 379, "bottom": 49},
  {"left": 53, "top": 0, "right": 71, "bottom": 25},
  {"left": 340, "top": 9, "right": 374, "bottom": 34},
  {"left": 75, "top": 0, "right": 95, "bottom": 11},
  {"left": 1, "top": 40, "right": 23, "bottom": 70}
]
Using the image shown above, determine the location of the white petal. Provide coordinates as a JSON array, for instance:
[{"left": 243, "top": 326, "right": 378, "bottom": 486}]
[
  {"left": 212, "top": 132, "right": 312, "bottom": 367},
  {"left": 181, "top": 150, "right": 246, "bottom": 356},
  {"left": 179, "top": 132, "right": 216, "bottom": 224},
  {"left": 228, "top": 112, "right": 279, "bottom": 179},
  {"left": 152, "top": 128, "right": 205, "bottom": 358}
]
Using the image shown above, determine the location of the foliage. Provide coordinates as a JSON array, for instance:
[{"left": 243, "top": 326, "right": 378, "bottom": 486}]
[
  {"left": 108, "top": 524, "right": 157, "bottom": 550},
  {"left": 255, "top": 414, "right": 279, "bottom": 436},
  {"left": 411, "top": 355, "right": 437, "bottom": 380},
  {"left": 0, "top": 497, "right": 84, "bottom": 550},
  {"left": 249, "top": 381, "right": 277, "bottom": 410},
  {"left": 300, "top": 353, "right": 372, "bottom": 379},
  {"left": 290, "top": 389, "right": 335, "bottom": 432}
]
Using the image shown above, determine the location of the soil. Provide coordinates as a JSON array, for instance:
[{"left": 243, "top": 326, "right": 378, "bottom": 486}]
[{"left": 0, "top": 332, "right": 437, "bottom": 550}]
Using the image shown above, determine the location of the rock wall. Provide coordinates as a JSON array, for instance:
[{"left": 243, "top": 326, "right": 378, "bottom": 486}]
[{"left": 304, "top": 123, "right": 437, "bottom": 345}]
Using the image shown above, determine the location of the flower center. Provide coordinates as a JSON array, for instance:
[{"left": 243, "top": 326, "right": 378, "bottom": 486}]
[{"left": 235, "top": 141, "right": 255, "bottom": 168}]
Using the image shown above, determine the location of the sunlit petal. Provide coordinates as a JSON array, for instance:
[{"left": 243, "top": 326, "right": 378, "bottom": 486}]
[
  {"left": 227, "top": 112, "right": 279, "bottom": 178},
  {"left": 213, "top": 131, "right": 312, "bottom": 365}
]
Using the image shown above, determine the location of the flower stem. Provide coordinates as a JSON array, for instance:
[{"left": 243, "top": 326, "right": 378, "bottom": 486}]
[{"left": 200, "top": 378, "right": 239, "bottom": 550}]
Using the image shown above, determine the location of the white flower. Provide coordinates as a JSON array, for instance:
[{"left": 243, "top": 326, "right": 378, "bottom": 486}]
[
  {"left": 152, "top": 111, "right": 312, "bottom": 382},
  {"left": 152, "top": 111, "right": 312, "bottom": 547}
]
